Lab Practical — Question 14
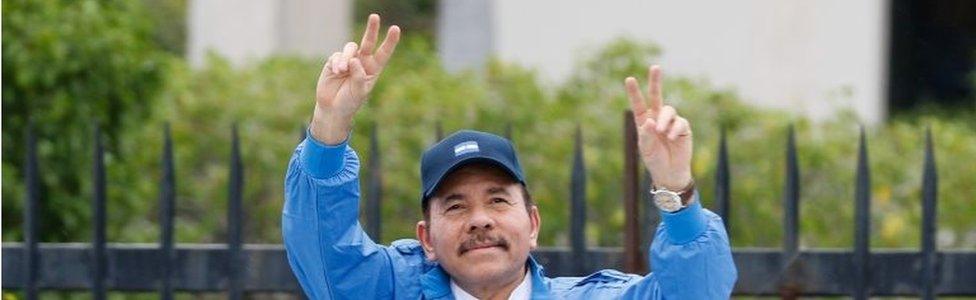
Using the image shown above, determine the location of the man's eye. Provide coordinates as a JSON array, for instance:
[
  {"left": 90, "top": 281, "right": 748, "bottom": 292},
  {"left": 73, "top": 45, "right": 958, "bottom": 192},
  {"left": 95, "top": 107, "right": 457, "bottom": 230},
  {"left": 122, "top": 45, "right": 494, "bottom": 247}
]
[
  {"left": 446, "top": 204, "right": 462, "bottom": 211},
  {"left": 492, "top": 198, "right": 510, "bottom": 204}
]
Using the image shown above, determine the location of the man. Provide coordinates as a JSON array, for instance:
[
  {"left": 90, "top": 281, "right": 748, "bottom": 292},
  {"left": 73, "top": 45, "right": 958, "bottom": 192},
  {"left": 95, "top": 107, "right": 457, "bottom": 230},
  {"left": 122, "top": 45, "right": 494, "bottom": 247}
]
[{"left": 283, "top": 14, "right": 737, "bottom": 299}]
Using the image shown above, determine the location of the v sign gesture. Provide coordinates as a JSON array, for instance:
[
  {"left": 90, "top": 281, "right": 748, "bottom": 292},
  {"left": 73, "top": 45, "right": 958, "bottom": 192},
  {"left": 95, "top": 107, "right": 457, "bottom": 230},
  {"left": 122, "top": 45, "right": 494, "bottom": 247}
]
[
  {"left": 625, "top": 66, "right": 694, "bottom": 193},
  {"left": 312, "top": 14, "right": 401, "bottom": 145}
]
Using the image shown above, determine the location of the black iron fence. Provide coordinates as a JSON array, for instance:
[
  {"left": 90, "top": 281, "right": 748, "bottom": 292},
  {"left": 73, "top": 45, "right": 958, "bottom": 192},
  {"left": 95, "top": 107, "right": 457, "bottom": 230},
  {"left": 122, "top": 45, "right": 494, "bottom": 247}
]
[{"left": 3, "top": 112, "right": 975, "bottom": 299}]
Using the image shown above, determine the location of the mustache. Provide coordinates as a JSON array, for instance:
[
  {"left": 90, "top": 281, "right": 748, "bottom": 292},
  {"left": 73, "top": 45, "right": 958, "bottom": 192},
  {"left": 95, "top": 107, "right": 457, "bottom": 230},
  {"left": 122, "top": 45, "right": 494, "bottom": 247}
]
[{"left": 458, "top": 233, "right": 509, "bottom": 255}]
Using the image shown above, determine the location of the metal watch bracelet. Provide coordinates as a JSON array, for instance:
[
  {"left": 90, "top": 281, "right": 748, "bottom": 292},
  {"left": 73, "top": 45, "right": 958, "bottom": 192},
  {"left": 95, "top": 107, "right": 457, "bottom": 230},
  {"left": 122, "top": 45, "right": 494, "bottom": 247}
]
[{"left": 654, "top": 179, "right": 696, "bottom": 205}]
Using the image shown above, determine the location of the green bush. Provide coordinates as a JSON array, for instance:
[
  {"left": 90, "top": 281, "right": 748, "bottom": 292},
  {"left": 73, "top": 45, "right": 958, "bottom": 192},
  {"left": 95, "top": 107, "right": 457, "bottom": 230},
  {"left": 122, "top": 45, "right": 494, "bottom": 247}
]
[
  {"left": 2, "top": 0, "right": 168, "bottom": 242},
  {"left": 4, "top": 30, "right": 974, "bottom": 250}
]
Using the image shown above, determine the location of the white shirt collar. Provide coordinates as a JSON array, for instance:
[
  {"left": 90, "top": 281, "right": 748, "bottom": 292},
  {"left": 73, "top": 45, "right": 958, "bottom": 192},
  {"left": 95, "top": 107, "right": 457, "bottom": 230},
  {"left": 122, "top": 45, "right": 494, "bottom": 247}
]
[{"left": 450, "top": 269, "right": 532, "bottom": 300}]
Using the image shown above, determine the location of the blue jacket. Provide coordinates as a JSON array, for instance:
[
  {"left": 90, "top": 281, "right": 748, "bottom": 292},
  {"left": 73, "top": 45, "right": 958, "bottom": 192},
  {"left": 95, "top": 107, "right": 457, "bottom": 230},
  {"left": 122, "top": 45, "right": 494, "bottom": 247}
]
[{"left": 283, "top": 137, "right": 737, "bottom": 299}]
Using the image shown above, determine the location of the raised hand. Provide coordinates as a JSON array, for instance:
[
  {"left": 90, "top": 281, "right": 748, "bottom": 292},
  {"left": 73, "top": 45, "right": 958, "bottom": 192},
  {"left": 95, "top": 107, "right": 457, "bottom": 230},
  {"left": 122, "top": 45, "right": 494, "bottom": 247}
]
[
  {"left": 624, "top": 66, "right": 694, "bottom": 192},
  {"left": 311, "top": 14, "right": 400, "bottom": 144}
]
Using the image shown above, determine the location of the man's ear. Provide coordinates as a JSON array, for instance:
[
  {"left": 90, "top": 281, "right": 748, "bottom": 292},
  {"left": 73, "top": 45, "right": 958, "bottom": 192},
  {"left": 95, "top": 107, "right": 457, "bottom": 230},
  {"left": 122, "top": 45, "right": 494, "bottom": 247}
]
[
  {"left": 528, "top": 205, "right": 541, "bottom": 250},
  {"left": 416, "top": 220, "right": 437, "bottom": 261}
]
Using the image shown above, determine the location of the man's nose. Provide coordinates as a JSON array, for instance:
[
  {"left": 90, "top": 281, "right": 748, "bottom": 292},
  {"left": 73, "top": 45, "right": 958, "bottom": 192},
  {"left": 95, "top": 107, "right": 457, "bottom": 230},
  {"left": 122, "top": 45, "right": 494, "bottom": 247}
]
[{"left": 466, "top": 208, "right": 495, "bottom": 232}]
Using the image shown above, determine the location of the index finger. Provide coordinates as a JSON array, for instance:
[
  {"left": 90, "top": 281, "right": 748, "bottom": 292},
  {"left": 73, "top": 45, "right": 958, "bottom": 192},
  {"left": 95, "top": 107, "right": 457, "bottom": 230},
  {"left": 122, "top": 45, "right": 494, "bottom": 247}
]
[
  {"left": 359, "top": 14, "right": 380, "bottom": 56},
  {"left": 647, "top": 65, "right": 663, "bottom": 112},
  {"left": 625, "top": 77, "right": 647, "bottom": 119}
]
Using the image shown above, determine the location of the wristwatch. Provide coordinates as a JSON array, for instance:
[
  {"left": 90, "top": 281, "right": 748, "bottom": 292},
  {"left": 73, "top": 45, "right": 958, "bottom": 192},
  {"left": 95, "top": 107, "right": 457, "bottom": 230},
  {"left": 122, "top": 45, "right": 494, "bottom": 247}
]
[{"left": 650, "top": 180, "right": 695, "bottom": 213}]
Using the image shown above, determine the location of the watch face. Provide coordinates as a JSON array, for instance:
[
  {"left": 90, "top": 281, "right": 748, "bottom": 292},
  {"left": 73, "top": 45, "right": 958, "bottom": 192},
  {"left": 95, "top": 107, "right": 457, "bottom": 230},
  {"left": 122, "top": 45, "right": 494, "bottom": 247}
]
[{"left": 653, "top": 191, "right": 683, "bottom": 212}]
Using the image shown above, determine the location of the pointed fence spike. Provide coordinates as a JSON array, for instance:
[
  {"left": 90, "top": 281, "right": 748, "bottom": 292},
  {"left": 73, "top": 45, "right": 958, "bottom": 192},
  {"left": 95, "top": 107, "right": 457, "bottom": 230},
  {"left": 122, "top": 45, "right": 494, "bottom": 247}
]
[
  {"left": 159, "top": 123, "right": 176, "bottom": 300},
  {"left": 780, "top": 124, "right": 801, "bottom": 298},
  {"left": 91, "top": 124, "right": 107, "bottom": 300},
  {"left": 569, "top": 124, "right": 587, "bottom": 275},
  {"left": 783, "top": 124, "right": 800, "bottom": 261},
  {"left": 920, "top": 126, "right": 938, "bottom": 300},
  {"left": 366, "top": 125, "right": 383, "bottom": 241},
  {"left": 227, "top": 124, "right": 245, "bottom": 300},
  {"left": 853, "top": 125, "right": 871, "bottom": 300},
  {"left": 23, "top": 121, "right": 40, "bottom": 300}
]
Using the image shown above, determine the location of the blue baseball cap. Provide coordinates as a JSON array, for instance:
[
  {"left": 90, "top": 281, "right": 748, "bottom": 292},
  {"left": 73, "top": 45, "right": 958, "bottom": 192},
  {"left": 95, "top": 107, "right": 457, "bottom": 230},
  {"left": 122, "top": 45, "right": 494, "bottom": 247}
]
[{"left": 421, "top": 130, "right": 526, "bottom": 203}]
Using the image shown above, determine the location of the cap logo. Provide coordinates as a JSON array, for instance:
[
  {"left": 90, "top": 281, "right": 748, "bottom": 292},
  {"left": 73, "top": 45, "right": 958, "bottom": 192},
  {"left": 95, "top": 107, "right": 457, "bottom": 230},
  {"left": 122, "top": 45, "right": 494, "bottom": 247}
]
[{"left": 453, "top": 141, "right": 480, "bottom": 156}]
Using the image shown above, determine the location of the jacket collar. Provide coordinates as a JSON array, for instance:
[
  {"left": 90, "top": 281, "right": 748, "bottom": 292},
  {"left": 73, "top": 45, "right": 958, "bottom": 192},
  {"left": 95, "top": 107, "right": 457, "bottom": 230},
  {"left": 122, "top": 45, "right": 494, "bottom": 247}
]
[{"left": 420, "top": 255, "right": 551, "bottom": 299}]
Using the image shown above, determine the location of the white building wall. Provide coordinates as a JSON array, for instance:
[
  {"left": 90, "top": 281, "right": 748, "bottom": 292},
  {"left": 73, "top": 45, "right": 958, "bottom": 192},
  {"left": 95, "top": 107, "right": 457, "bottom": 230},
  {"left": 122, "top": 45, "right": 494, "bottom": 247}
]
[
  {"left": 477, "top": 0, "right": 890, "bottom": 123},
  {"left": 438, "top": 0, "right": 494, "bottom": 73},
  {"left": 188, "top": 0, "right": 350, "bottom": 66}
]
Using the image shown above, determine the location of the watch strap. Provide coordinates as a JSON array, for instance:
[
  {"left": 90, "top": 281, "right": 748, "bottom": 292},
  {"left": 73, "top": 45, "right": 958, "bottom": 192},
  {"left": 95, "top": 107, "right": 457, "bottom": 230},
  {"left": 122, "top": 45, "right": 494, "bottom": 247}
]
[{"left": 677, "top": 180, "right": 696, "bottom": 205}]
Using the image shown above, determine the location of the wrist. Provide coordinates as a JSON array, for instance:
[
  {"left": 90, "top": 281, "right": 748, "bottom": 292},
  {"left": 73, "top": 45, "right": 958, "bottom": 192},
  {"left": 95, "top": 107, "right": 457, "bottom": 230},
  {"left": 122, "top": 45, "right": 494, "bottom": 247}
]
[
  {"left": 311, "top": 105, "right": 354, "bottom": 145},
  {"left": 652, "top": 173, "right": 693, "bottom": 192}
]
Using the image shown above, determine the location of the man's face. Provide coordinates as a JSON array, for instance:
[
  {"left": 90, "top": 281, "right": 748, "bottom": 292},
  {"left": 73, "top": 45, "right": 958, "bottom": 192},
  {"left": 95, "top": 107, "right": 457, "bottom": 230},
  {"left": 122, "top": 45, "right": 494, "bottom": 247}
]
[{"left": 416, "top": 163, "right": 541, "bottom": 286}]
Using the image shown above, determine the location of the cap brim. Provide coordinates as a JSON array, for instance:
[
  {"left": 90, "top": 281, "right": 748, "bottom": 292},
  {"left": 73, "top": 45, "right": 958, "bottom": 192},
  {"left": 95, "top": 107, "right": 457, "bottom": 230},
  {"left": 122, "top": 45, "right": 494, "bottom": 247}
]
[{"left": 422, "top": 156, "right": 524, "bottom": 201}]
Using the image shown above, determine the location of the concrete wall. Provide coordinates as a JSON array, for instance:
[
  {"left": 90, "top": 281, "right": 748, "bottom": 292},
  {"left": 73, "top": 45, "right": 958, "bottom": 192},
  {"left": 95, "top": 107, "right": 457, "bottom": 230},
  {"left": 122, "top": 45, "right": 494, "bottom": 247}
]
[
  {"left": 442, "top": 0, "right": 890, "bottom": 123},
  {"left": 188, "top": 0, "right": 350, "bottom": 66},
  {"left": 438, "top": 0, "right": 494, "bottom": 73}
]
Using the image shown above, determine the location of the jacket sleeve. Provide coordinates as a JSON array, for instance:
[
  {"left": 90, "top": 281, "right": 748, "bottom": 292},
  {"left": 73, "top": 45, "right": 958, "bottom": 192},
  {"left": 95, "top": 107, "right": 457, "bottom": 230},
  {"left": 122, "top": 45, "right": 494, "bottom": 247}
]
[
  {"left": 573, "top": 192, "right": 736, "bottom": 299},
  {"left": 621, "top": 191, "right": 738, "bottom": 299},
  {"left": 647, "top": 192, "right": 738, "bottom": 298},
  {"left": 282, "top": 136, "right": 422, "bottom": 299}
]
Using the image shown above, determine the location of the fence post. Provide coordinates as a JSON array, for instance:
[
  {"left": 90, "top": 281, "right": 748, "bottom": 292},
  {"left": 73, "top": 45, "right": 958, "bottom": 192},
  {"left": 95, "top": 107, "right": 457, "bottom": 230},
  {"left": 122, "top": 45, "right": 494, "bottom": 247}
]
[
  {"left": 640, "top": 169, "right": 656, "bottom": 265},
  {"left": 569, "top": 125, "right": 587, "bottom": 275},
  {"left": 622, "top": 111, "right": 646, "bottom": 274},
  {"left": 715, "top": 126, "right": 731, "bottom": 235},
  {"left": 366, "top": 125, "right": 383, "bottom": 241},
  {"left": 780, "top": 124, "right": 800, "bottom": 300},
  {"left": 227, "top": 124, "right": 245, "bottom": 300},
  {"left": 92, "top": 125, "right": 107, "bottom": 300},
  {"left": 853, "top": 126, "right": 871, "bottom": 299},
  {"left": 920, "top": 127, "right": 938, "bottom": 300},
  {"left": 23, "top": 122, "right": 41, "bottom": 300},
  {"left": 159, "top": 124, "right": 176, "bottom": 300}
]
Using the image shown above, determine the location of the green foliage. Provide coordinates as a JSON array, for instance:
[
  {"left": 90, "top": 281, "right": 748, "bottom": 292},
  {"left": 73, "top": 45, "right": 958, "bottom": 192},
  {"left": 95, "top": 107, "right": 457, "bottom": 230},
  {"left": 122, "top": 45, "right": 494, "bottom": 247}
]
[
  {"left": 3, "top": 20, "right": 974, "bottom": 250},
  {"left": 144, "top": 37, "right": 976, "bottom": 250},
  {"left": 141, "top": 0, "right": 188, "bottom": 55},
  {"left": 121, "top": 55, "right": 322, "bottom": 242},
  {"left": 2, "top": 0, "right": 168, "bottom": 242},
  {"left": 355, "top": 0, "right": 436, "bottom": 38}
]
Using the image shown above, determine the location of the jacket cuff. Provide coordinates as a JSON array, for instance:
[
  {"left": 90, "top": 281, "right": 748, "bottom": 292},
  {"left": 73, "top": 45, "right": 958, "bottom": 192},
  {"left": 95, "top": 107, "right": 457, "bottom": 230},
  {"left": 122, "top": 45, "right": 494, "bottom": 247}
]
[
  {"left": 659, "top": 191, "right": 707, "bottom": 244},
  {"left": 300, "top": 130, "right": 349, "bottom": 179}
]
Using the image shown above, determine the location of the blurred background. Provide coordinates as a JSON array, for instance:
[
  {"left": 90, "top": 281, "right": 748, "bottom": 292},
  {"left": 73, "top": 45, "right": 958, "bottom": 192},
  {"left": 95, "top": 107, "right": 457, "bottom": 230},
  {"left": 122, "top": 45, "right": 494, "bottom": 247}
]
[{"left": 2, "top": 0, "right": 975, "bottom": 298}]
